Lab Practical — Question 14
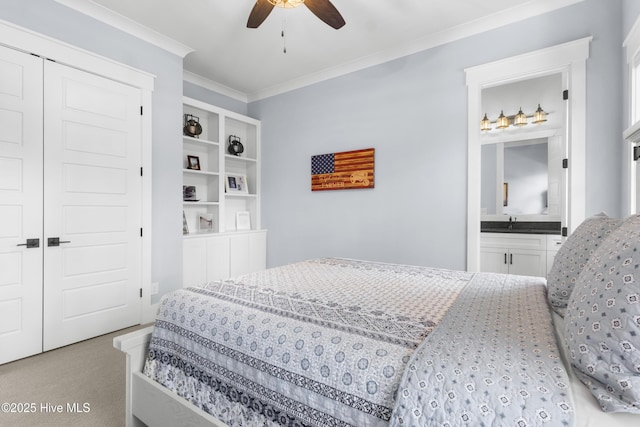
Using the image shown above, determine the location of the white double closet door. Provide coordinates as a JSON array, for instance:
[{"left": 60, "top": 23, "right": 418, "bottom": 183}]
[{"left": 0, "top": 45, "right": 142, "bottom": 364}]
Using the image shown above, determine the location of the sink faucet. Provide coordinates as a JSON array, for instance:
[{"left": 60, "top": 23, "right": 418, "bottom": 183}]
[{"left": 508, "top": 216, "right": 516, "bottom": 230}]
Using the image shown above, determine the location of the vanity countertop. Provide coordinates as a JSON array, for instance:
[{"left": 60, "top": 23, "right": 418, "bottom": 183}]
[{"left": 481, "top": 221, "right": 561, "bottom": 235}]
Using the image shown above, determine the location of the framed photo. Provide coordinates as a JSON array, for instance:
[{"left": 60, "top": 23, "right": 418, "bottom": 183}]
[
  {"left": 197, "top": 212, "right": 214, "bottom": 232},
  {"left": 236, "top": 211, "right": 251, "bottom": 231},
  {"left": 187, "top": 155, "right": 200, "bottom": 170},
  {"left": 225, "top": 174, "right": 249, "bottom": 194}
]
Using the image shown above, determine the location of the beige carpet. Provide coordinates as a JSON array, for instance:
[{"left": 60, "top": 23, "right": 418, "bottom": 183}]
[{"left": 0, "top": 324, "right": 150, "bottom": 427}]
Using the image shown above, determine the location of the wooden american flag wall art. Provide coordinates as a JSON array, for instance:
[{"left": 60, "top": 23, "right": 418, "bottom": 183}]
[{"left": 311, "top": 148, "right": 375, "bottom": 191}]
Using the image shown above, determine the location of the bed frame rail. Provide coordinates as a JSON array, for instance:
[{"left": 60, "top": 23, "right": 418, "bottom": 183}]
[{"left": 113, "top": 326, "right": 227, "bottom": 427}]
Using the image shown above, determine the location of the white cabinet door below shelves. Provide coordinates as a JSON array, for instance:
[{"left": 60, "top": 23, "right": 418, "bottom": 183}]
[
  {"left": 183, "top": 231, "right": 266, "bottom": 287},
  {"left": 229, "top": 232, "right": 267, "bottom": 277}
]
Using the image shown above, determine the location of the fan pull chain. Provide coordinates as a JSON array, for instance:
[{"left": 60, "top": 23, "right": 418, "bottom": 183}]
[
  {"left": 281, "top": 16, "right": 287, "bottom": 53},
  {"left": 282, "top": 29, "right": 286, "bottom": 53}
]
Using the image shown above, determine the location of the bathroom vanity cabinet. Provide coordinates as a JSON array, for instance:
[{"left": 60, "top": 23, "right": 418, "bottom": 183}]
[{"left": 480, "top": 233, "right": 562, "bottom": 277}]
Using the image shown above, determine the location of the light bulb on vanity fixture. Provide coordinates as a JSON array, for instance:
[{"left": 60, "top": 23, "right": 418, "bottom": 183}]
[
  {"left": 480, "top": 114, "right": 492, "bottom": 131},
  {"left": 514, "top": 107, "right": 527, "bottom": 126},
  {"left": 496, "top": 111, "right": 509, "bottom": 129},
  {"left": 532, "top": 104, "right": 547, "bottom": 124}
]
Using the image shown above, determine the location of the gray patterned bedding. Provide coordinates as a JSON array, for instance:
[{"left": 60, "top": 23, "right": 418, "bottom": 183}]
[{"left": 143, "top": 258, "right": 574, "bottom": 426}]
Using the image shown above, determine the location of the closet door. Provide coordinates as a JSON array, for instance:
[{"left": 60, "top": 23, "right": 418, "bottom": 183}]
[
  {"left": 43, "top": 61, "right": 142, "bottom": 351},
  {"left": 0, "top": 46, "right": 44, "bottom": 364}
]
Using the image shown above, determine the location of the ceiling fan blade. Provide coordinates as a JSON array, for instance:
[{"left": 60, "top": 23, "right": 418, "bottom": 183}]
[
  {"left": 247, "top": 0, "right": 275, "bottom": 28},
  {"left": 304, "top": 0, "right": 345, "bottom": 29}
]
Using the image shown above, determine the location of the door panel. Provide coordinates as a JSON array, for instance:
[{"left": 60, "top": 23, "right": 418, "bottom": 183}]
[
  {"left": 43, "top": 61, "right": 142, "bottom": 351},
  {"left": 0, "top": 45, "right": 43, "bottom": 364}
]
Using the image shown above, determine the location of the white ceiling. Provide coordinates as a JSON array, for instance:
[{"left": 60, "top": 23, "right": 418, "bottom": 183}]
[{"left": 55, "top": 0, "right": 582, "bottom": 101}]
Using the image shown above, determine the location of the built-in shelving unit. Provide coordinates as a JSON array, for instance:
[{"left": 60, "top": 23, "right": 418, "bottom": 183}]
[
  {"left": 182, "top": 97, "right": 261, "bottom": 236},
  {"left": 181, "top": 97, "right": 266, "bottom": 285}
]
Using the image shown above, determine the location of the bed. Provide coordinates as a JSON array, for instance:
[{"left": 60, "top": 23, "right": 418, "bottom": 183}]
[{"left": 115, "top": 215, "right": 640, "bottom": 427}]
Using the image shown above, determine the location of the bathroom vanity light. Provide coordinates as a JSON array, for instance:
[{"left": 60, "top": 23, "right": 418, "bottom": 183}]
[
  {"left": 480, "top": 114, "right": 492, "bottom": 131},
  {"left": 532, "top": 104, "right": 547, "bottom": 124},
  {"left": 496, "top": 111, "right": 509, "bottom": 129},
  {"left": 480, "top": 104, "right": 547, "bottom": 131},
  {"left": 513, "top": 108, "right": 527, "bottom": 126}
]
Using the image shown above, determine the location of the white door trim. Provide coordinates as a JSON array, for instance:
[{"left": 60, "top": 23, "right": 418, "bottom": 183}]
[
  {"left": 0, "top": 19, "right": 155, "bottom": 323},
  {"left": 465, "top": 37, "right": 591, "bottom": 272}
]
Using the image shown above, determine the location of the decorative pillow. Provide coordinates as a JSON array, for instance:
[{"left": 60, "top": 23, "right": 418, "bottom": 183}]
[
  {"left": 564, "top": 214, "right": 640, "bottom": 413},
  {"left": 547, "top": 213, "right": 622, "bottom": 316}
]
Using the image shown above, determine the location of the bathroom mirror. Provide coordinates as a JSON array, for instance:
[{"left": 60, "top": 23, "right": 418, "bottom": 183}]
[{"left": 481, "top": 136, "right": 562, "bottom": 220}]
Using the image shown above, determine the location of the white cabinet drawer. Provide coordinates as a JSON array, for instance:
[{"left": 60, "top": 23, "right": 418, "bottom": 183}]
[{"left": 480, "top": 233, "right": 547, "bottom": 250}]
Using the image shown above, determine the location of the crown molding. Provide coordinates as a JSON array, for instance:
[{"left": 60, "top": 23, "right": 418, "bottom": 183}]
[
  {"left": 247, "top": 0, "right": 584, "bottom": 101},
  {"left": 183, "top": 71, "right": 249, "bottom": 103},
  {"left": 54, "top": 0, "right": 194, "bottom": 58}
]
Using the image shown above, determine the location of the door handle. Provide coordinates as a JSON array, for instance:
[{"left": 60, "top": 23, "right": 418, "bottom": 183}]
[
  {"left": 510, "top": 253, "right": 513, "bottom": 265},
  {"left": 17, "top": 238, "right": 39, "bottom": 248},
  {"left": 47, "top": 237, "right": 71, "bottom": 247}
]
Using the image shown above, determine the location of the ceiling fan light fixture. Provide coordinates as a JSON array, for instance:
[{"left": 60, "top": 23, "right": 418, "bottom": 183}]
[{"left": 268, "top": 0, "right": 305, "bottom": 8}]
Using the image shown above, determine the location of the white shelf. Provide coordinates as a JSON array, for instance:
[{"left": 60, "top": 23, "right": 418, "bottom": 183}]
[
  {"left": 183, "top": 135, "right": 219, "bottom": 147},
  {"left": 225, "top": 193, "right": 257, "bottom": 198},
  {"left": 183, "top": 169, "right": 219, "bottom": 177},
  {"left": 183, "top": 201, "right": 220, "bottom": 206},
  {"left": 182, "top": 97, "right": 261, "bottom": 235},
  {"left": 225, "top": 154, "right": 256, "bottom": 163}
]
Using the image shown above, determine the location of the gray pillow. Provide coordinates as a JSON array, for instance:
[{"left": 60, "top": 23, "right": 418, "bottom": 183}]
[
  {"left": 563, "top": 213, "right": 640, "bottom": 413},
  {"left": 547, "top": 213, "right": 622, "bottom": 316}
]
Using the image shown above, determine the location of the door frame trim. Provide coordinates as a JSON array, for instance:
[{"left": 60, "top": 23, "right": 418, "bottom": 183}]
[
  {"left": 465, "top": 37, "right": 591, "bottom": 272},
  {"left": 0, "top": 18, "right": 156, "bottom": 323}
]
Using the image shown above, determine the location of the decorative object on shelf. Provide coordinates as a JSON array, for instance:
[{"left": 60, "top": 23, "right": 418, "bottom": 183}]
[
  {"left": 197, "top": 212, "right": 215, "bottom": 232},
  {"left": 182, "top": 211, "right": 189, "bottom": 235},
  {"left": 187, "top": 155, "right": 200, "bottom": 170},
  {"left": 480, "top": 105, "right": 548, "bottom": 131},
  {"left": 183, "top": 185, "right": 198, "bottom": 201},
  {"left": 311, "top": 148, "right": 375, "bottom": 191},
  {"left": 227, "top": 135, "right": 244, "bottom": 156},
  {"left": 236, "top": 211, "right": 251, "bottom": 231},
  {"left": 183, "top": 114, "right": 202, "bottom": 138},
  {"left": 225, "top": 174, "right": 249, "bottom": 193}
]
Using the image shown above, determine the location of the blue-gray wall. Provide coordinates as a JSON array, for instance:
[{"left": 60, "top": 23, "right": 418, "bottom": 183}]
[
  {"left": 247, "top": 0, "right": 628, "bottom": 270},
  {"left": 0, "top": 0, "right": 183, "bottom": 302},
  {"left": 4, "top": 0, "right": 637, "bottom": 293}
]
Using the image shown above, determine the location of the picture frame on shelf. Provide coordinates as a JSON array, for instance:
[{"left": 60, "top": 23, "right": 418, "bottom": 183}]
[
  {"left": 197, "top": 212, "right": 215, "bottom": 232},
  {"left": 225, "top": 174, "right": 248, "bottom": 194},
  {"left": 183, "top": 185, "right": 198, "bottom": 201},
  {"left": 187, "top": 155, "right": 200, "bottom": 170},
  {"left": 236, "top": 211, "right": 251, "bottom": 231}
]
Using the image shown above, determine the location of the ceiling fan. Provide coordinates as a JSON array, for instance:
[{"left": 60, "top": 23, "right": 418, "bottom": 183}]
[{"left": 247, "top": 0, "right": 345, "bottom": 30}]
